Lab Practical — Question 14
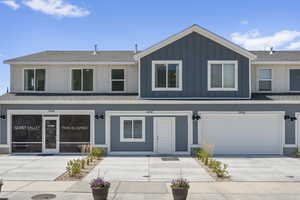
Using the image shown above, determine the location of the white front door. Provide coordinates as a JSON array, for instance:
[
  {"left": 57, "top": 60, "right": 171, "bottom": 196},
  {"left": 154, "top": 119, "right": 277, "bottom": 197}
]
[
  {"left": 154, "top": 117, "right": 175, "bottom": 154},
  {"left": 43, "top": 117, "right": 59, "bottom": 154}
]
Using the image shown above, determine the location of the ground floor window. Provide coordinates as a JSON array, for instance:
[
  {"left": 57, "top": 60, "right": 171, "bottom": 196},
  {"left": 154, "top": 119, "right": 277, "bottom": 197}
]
[
  {"left": 120, "top": 117, "right": 145, "bottom": 142},
  {"left": 12, "top": 115, "right": 42, "bottom": 153},
  {"left": 60, "top": 115, "right": 90, "bottom": 153}
]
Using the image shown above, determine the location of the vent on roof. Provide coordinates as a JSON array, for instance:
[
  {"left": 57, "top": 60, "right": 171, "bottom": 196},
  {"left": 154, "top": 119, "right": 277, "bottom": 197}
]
[
  {"left": 93, "top": 44, "right": 98, "bottom": 55},
  {"left": 269, "top": 47, "right": 274, "bottom": 55},
  {"left": 135, "top": 44, "right": 138, "bottom": 53}
]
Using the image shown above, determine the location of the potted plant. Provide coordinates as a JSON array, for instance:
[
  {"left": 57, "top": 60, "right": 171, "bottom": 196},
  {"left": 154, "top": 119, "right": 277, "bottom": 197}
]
[
  {"left": 171, "top": 178, "right": 190, "bottom": 200},
  {"left": 90, "top": 177, "right": 110, "bottom": 200}
]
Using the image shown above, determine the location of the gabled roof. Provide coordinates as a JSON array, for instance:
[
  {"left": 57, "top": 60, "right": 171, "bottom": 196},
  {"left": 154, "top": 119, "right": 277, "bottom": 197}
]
[
  {"left": 4, "top": 50, "right": 136, "bottom": 65},
  {"left": 251, "top": 51, "right": 300, "bottom": 64},
  {"left": 134, "top": 24, "right": 257, "bottom": 60}
]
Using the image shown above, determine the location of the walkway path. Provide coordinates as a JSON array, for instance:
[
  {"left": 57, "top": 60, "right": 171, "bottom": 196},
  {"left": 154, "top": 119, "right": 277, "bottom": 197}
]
[{"left": 1, "top": 181, "right": 300, "bottom": 199}]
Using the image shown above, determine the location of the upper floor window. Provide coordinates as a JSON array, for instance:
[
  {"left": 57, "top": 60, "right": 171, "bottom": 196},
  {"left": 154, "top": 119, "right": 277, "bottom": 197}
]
[
  {"left": 111, "top": 69, "right": 125, "bottom": 92},
  {"left": 120, "top": 117, "right": 145, "bottom": 142},
  {"left": 258, "top": 68, "right": 272, "bottom": 91},
  {"left": 24, "top": 68, "right": 46, "bottom": 91},
  {"left": 152, "top": 60, "right": 182, "bottom": 91},
  {"left": 71, "top": 69, "right": 94, "bottom": 92},
  {"left": 208, "top": 61, "right": 238, "bottom": 91}
]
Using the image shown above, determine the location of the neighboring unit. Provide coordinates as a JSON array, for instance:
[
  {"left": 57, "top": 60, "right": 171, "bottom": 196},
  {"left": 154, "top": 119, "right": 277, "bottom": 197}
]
[{"left": 1, "top": 24, "right": 300, "bottom": 155}]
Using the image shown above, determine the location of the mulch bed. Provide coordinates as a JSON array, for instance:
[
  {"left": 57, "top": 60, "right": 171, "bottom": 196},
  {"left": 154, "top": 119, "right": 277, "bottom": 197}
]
[
  {"left": 194, "top": 158, "right": 231, "bottom": 182},
  {"left": 55, "top": 159, "right": 102, "bottom": 181}
]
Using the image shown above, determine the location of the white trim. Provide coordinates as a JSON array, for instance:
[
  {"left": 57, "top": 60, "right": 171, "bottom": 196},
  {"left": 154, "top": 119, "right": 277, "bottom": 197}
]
[
  {"left": 7, "top": 110, "right": 95, "bottom": 154},
  {"left": 110, "top": 67, "right": 126, "bottom": 93},
  {"left": 207, "top": 60, "right": 238, "bottom": 91},
  {"left": 287, "top": 68, "right": 300, "bottom": 92},
  {"left": 153, "top": 117, "right": 176, "bottom": 154},
  {"left": 4, "top": 99, "right": 300, "bottom": 105},
  {"left": 134, "top": 25, "right": 257, "bottom": 60},
  {"left": 42, "top": 116, "right": 59, "bottom": 153},
  {"left": 256, "top": 67, "right": 273, "bottom": 92},
  {"left": 252, "top": 61, "right": 300, "bottom": 65},
  {"left": 138, "top": 59, "right": 141, "bottom": 98},
  {"left": 5, "top": 61, "right": 136, "bottom": 65},
  {"left": 22, "top": 67, "right": 47, "bottom": 93},
  {"left": 151, "top": 60, "right": 182, "bottom": 91},
  {"left": 120, "top": 117, "right": 145, "bottom": 142},
  {"left": 198, "top": 111, "right": 285, "bottom": 155},
  {"left": 70, "top": 67, "right": 95, "bottom": 92},
  {"left": 296, "top": 112, "right": 300, "bottom": 150},
  {"left": 105, "top": 111, "right": 193, "bottom": 154},
  {"left": 249, "top": 60, "right": 252, "bottom": 99}
]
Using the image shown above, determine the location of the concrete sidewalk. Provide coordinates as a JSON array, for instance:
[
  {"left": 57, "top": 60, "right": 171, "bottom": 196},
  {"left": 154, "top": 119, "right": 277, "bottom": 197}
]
[{"left": 2, "top": 181, "right": 300, "bottom": 199}]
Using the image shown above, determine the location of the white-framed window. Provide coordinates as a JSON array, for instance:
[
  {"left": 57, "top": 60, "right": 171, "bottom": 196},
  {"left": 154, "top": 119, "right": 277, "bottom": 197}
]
[
  {"left": 71, "top": 68, "right": 94, "bottom": 92},
  {"left": 208, "top": 61, "right": 238, "bottom": 91},
  {"left": 152, "top": 60, "right": 182, "bottom": 91},
  {"left": 258, "top": 68, "right": 272, "bottom": 92},
  {"left": 120, "top": 117, "right": 145, "bottom": 142},
  {"left": 111, "top": 69, "right": 125, "bottom": 92},
  {"left": 23, "top": 68, "right": 46, "bottom": 92}
]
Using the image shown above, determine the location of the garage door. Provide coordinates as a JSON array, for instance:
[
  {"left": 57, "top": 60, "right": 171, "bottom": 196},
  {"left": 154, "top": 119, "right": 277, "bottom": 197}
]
[{"left": 199, "top": 112, "right": 284, "bottom": 154}]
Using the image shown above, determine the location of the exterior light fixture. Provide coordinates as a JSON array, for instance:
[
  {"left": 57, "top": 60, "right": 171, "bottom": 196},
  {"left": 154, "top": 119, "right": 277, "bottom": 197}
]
[
  {"left": 192, "top": 114, "right": 201, "bottom": 121},
  {"left": 284, "top": 115, "right": 290, "bottom": 120},
  {"left": 95, "top": 114, "right": 105, "bottom": 120},
  {"left": 0, "top": 115, "right": 6, "bottom": 120},
  {"left": 291, "top": 117, "right": 297, "bottom": 122}
]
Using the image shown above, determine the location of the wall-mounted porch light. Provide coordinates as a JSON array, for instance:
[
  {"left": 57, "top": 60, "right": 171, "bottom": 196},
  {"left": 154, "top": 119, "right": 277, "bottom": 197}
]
[
  {"left": 0, "top": 115, "right": 6, "bottom": 120},
  {"left": 192, "top": 114, "right": 201, "bottom": 121},
  {"left": 284, "top": 115, "right": 297, "bottom": 121},
  {"left": 95, "top": 114, "right": 105, "bottom": 120}
]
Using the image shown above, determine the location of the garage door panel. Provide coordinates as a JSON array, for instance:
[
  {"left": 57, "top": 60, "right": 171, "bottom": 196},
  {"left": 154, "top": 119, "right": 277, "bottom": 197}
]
[{"left": 200, "top": 113, "right": 283, "bottom": 154}]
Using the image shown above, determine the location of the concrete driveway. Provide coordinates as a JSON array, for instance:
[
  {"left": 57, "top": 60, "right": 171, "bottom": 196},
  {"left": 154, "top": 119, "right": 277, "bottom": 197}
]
[
  {"left": 0, "top": 155, "right": 84, "bottom": 181},
  {"left": 216, "top": 156, "right": 300, "bottom": 181},
  {"left": 85, "top": 156, "right": 213, "bottom": 182}
]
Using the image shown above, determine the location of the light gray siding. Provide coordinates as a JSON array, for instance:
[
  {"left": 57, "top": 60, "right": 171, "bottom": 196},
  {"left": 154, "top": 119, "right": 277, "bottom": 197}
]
[
  {"left": 0, "top": 103, "right": 298, "bottom": 152},
  {"left": 290, "top": 69, "right": 300, "bottom": 91},
  {"left": 140, "top": 32, "right": 250, "bottom": 98},
  {"left": 10, "top": 64, "right": 138, "bottom": 93}
]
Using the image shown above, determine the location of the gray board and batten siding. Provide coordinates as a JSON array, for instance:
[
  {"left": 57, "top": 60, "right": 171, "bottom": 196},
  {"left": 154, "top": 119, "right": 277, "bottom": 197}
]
[{"left": 139, "top": 32, "right": 250, "bottom": 98}]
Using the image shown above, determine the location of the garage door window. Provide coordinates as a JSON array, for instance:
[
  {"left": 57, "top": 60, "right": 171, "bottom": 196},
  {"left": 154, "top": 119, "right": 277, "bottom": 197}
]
[
  {"left": 120, "top": 117, "right": 145, "bottom": 142},
  {"left": 258, "top": 69, "right": 272, "bottom": 91}
]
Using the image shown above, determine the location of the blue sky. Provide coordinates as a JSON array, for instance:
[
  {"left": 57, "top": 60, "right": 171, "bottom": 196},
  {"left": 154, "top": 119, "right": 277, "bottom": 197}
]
[{"left": 1, "top": 0, "right": 300, "bottom": 94}]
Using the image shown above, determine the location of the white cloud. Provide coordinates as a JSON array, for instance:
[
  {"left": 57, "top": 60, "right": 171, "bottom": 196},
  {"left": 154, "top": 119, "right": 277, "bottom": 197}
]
[
  {"left": 240, "top": 20, "right": 248, "bottom": 25},
  {"left": 0, "top": 0, "right": 20, "bottom": 10},
  {"left": 286, "top": 41, "right": 300, "bottom": 50},
  {"left": 231, "top": 29, "right": 300, "bottom": 50},
  {"left": 23, "top": 0, "right": 90, "bottom": 17}
]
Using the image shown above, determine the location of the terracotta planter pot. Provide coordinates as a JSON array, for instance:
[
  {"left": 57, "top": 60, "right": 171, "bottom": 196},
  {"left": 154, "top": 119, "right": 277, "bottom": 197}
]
[
  {"left": 172, "top": 187, "right": 189, "bottom": 200},
  {"left": 91, "top": 187, "right": 109, "bottom": 200}
]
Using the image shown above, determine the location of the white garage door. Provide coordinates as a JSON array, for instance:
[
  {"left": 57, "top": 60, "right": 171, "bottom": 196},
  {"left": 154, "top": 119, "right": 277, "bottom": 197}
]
[{"left": 199, "top": 112, "right": 284, "bottom": 154}]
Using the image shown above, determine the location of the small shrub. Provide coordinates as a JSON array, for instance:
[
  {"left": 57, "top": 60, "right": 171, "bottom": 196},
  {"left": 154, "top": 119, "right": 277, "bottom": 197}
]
[
  {"left": 91, "top": 147, "right": 103, "bottom": 159},
  {"left": 171, "top": 178, "right": 189, "bottom": 189},
  {"left": 81, "top": 159, "right": 86, "bottom": 169},
  {"left": 66, "top": 159, "right": 81, "bottom": 177},
  {"left": 86, "top": 157, "right": 90, "bottom": 165},
  {"left": 211, "top": 161, "right": 229, "bottom": 178}
]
